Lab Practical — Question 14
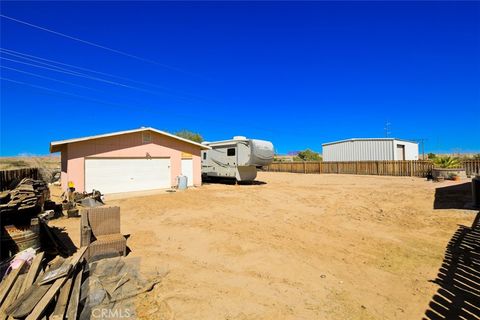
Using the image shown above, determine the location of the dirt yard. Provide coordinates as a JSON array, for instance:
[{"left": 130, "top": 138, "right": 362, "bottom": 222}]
[{"left": 50, "top": 172, "right": 477, "bottom": 320}]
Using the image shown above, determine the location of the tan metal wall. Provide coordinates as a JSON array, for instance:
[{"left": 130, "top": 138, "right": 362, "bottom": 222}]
[{"left": 322, "top": 139, "right": 419, "bottom": 161}]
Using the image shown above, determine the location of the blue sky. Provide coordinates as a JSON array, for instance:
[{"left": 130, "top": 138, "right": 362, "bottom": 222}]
[{"left": 1, "top": 1, "right": 479, "bottom": 156}]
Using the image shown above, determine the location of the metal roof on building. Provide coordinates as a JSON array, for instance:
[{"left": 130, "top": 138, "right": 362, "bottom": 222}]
[
  {"left": 50, "top": 127, "right": 211, "bottom": 153},
  {"left": 322, "top": 138, "right": 418, "bottom": 146}
]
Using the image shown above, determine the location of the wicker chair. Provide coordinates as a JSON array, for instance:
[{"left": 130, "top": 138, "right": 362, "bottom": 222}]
[{"left": 80, "top": 206, "right": 126, "bottom": 260}]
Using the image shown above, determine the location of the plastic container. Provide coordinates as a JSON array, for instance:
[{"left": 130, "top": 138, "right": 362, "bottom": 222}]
[{"left": 177, "top": 175, "right": 188, "bottom": 190}]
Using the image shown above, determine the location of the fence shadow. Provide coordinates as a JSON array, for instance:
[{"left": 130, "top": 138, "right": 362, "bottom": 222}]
[
  {"left": 434, "top": 182, "right": 473, "bottom": 210},
  {"left": 424, "top": 197, "right": 480, "bottom": 319},
  {"left": 41, "top": 224, "right": 77, "bottom": 257},
  {"left": 202, "top": 178, "right": 267, "bottom": 186}
]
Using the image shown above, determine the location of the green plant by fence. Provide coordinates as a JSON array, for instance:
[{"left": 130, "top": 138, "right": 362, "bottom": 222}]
[{"left": 0, "top": 168, "right": 39, "bottom": 191}]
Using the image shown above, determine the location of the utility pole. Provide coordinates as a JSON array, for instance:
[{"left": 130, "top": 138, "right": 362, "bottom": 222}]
[{"left": 412, "top": 138, "right": 427, "bottom": 159}]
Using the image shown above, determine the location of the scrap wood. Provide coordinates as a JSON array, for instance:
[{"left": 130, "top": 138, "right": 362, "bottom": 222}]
[
  {"left": 65, "top": 266, "right": 83, "bottom": 320},
  {"left": 38, "top": 258, "right": 72, "bottom": 285},
  {"left": 50, "top": 273, "right": 74, "bottom": 320},
  {"left": 24, "top": 247, "right": 87, "bottom": 320},
  {"left": 0, "top": 191, "right": 10, "bottom": 203},
  {"left": 0, "top": 260, "right": 26, "bottom": 306},
  {"left": 18, "top": 251, "right": 45, "bottom": 296},
  {"left": 46, "top": 256, "right": 65, "bottom": 271},
  {"left": 0, "top": 178, "right": 49, "bottom": 215},
  {"left": 0, "top": 274, "right": 25, "bottom": 320},
  {"left": 8, "top": 282, "right": 52, "bottom": 318},
  {"left": 7, "top": 247, "right": 87, "bottom": 319},
  {"left": 25, "top": 276, "right": 68, "bottom": 320}
]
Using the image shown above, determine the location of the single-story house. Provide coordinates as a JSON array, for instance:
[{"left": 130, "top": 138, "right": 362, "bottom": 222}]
[{"left": 50, "top": 127, "right": 210, "bottom": 194}]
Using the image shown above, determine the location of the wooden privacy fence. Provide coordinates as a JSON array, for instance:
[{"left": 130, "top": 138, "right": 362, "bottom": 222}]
[
  {"left": 464, "top": 160, "right": 480, "bottom": 176},
  {"left": 264, "top": 161, "right": 435, "bottom": 177},
  {"left": 0, "top": 167, "right": 39, "bottom": 191}
]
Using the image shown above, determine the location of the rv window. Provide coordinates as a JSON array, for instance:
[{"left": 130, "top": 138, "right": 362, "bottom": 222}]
[{"left": 227, "top": 148, "right": 236, "bottom": 156}]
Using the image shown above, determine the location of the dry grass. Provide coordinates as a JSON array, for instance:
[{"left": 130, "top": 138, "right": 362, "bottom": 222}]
[
  {"left": 0, "top": 156, "right": 60, "bottom": 181},
  {"left": 0, "top": 156, "right": 60, "bottom": 170}
]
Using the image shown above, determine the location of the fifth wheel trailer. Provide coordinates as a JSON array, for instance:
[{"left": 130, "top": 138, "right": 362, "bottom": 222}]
[{"left": 201, "top": 136, "right": 274, "bottom": 182}]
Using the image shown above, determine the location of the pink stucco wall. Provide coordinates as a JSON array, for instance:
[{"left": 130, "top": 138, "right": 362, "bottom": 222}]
[{"left": 59, "top": 131, "right": 202, "bottom": 192}]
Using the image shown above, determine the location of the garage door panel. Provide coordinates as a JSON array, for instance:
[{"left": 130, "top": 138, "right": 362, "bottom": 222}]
[{"left": 85, "top": 158, "right": 171, "bottom": 193}]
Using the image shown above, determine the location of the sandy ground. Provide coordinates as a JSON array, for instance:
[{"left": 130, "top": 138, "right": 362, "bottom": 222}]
[{"left": 50, "top": 172, "right": 477, "bottom": 320}]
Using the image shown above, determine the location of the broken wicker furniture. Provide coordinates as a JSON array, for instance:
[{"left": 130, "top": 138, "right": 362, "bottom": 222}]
[{"left": 80, "top": 206, "right": 126, "bottom": 260}]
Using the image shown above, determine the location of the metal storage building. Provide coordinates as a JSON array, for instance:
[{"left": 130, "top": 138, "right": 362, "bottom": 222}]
[{"left": 322, "top": 138, "right": 419, "bottom": 162}]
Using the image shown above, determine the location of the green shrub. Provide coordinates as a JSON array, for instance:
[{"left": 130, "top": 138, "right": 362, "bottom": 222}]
[
  {"left": 175, "top": 130, "right": 203, "bottom": 143},
  {"left": 433, "top": 156, "right": 461, "bottom": 168},
  {"left": 293, "top": 149, "right": 322, "bottom": 161}
]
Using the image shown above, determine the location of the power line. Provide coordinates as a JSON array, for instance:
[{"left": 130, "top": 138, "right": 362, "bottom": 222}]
[
  {"left": 1, "top": 49, "right": 94, "bottom": 77},
  {"left": 0, "top": 77, "right": 238, "bottom": 130},
  {"left": 1, "top": 48, "right": 168, "bottom": 89},
  {"left": 0, "top": 14, "right": 184, "bottom": 73},
  {"left": 0, "top": 65, "right": 102, "bottom": 92},
  {"left": 0, "top": 56, "right": 196, "bottom": 102},
  {"left": 0, "top": 76, "right": 134, "bottom": 108},
  {"left": 1, "top": 56, "right": 140, "bottom": 88},
  {"left": 0, "top": 48, "right": 209, "bottom": 102},
  {"left": 411, "top": 138, "right": 428, "bottom": 160},
  {"left": 0, "top": 77, "right": 196, "bottom": 118}
]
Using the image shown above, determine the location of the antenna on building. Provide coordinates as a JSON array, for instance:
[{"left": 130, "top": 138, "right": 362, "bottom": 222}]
[{"left": 384, "top": 121, "right": 391, "bottom": 137}]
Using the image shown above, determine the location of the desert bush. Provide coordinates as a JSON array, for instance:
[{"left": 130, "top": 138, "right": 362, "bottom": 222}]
[
  {"left": 0, "top": 159, "right": 29, "bottom": 169},
  {"left": 433, "top": 156, "right": 461, "bottom": 168},
  {"left": 175, "top": 130, "right": 203, "bottom": 143},
  {"left": 293, "top": 149, "right": 322, "bottom": 161}
]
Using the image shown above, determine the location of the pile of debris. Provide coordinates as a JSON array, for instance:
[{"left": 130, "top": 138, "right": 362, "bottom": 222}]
[
  {"left": 0, "top": 178, "right": 56, "bottom": 260},
  {"left": 0, "top": 179, "right": 164, "bottom": 319},
  {"left": 0, "top": 178, "right": 50, "bottom": 217},
  {"left": 0, "top": 247, "right": 86, "bottom": 320},
  {"left": 0, "top": 248, "right": 166, "bottom": 319},
  {"left": 61, "top": 189, "right": 104, "bottom": 218}
]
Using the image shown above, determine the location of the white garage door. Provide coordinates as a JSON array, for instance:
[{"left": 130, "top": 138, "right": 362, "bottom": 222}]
[
  {"left": 181, "top": 159, "right": 194, "bottom": 186},
  {"left": 85, "top": 158, "right": 171, "bottom": 194}
]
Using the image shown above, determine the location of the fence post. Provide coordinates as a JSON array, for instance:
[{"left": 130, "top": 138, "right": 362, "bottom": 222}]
[
  {"left": 265, "top": 160, "right": 474, "bottom": 178},
  {"left": 0, "top": 167, "right": 39, "bottom": 191}
]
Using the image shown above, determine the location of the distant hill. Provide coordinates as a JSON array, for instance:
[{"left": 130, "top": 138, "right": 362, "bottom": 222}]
[{"left": 0, "top": 155, "right": 60, "bottom": 170}]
